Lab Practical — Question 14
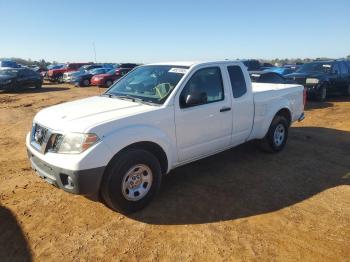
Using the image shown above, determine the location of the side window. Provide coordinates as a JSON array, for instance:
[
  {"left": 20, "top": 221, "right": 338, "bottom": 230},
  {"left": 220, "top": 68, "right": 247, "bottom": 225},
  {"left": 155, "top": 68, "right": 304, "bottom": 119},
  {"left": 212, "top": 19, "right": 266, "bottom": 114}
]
[
  {"left": 227, "top": 66, "right": 247, "bottom": 98},
  {"left": 332, "top": 63, "right": 340, "bottom": 74},
  {"left": 180, "top": 67, "right": 224, "bottom": 108},
  {"left": 340, "top": 62, "right": 348, "bottom": 75}
]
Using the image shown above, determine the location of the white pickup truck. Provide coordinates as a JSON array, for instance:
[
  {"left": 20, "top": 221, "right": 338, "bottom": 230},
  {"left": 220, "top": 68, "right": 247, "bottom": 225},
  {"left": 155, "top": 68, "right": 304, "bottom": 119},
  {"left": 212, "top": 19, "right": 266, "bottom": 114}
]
[{"left": 26, "top": 60, "right": 305, "bottom": 213}]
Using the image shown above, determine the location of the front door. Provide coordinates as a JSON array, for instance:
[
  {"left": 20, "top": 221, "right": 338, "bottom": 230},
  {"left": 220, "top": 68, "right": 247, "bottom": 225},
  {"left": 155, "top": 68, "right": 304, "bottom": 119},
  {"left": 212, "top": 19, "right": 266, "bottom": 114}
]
[{"left": 174, "top": 66, "right": 232, "bottom": 162}]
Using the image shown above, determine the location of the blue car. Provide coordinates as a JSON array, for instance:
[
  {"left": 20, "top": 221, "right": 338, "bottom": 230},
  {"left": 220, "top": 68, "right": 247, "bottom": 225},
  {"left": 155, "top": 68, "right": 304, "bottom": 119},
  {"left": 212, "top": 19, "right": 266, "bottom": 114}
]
[{"left": 263, "top": 67, "right": 294, "bottom": 76}]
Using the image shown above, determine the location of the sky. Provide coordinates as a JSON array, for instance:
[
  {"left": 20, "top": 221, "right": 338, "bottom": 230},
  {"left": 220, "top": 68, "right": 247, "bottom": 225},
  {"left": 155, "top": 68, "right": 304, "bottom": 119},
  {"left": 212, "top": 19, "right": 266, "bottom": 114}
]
[{"left": 1, "top": 0, "right": 349, "bottom": 63}]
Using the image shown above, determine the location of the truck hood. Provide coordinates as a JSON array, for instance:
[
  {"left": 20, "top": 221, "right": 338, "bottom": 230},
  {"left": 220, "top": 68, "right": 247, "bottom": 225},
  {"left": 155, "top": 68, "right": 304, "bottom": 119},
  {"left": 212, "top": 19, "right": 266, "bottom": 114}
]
[
  {"left": 285, "top": 72, "right": 327, "bottom": 79},
  {"left": 285, "top": 72, "right": 328, "bottom": 85},
  {"left": 34, "top": 96, "right": 157, "bottom": 133}
]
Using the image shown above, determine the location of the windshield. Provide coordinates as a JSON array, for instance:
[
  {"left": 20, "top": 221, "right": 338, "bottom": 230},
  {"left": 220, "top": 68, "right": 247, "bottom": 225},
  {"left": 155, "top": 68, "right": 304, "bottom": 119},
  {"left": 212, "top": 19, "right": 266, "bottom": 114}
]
[
  {"left": 90, "top": 68, "right": 107, "bottom": 74},
  {"left": 296, "top": 62, "right": 333, "bottom": 74},
  {"left": 0, "top": 68, "right": 19, "bottom": 76},
  {"left": 106, "top": 68, "right": 117, "bottom": 75},
  {"left": 105, "top": 65, "right": 188, "bottom": 104}
]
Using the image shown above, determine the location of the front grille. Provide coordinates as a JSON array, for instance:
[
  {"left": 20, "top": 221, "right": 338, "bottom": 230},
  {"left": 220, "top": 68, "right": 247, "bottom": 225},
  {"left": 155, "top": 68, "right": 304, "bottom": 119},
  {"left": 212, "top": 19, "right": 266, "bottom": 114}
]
[
  {"left": 33, "top": 124, "right": 48, "bottom": 145},
  {"left": 30, "top": 123, "right": 52, "bottom": 153},
  {"left": 294, "top": 78, "right": 306, "bottom": 85}
]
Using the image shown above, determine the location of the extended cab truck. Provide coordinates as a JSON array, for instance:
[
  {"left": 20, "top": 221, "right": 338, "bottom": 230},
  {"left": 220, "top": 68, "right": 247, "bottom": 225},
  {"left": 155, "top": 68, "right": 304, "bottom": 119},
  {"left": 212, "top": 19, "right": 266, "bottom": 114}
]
[
  {"left": 46, "top": 62, "right": 92, "bottom": 82},
  {"left": 26, "top": 61, "right": 305, "bottom": 213}
]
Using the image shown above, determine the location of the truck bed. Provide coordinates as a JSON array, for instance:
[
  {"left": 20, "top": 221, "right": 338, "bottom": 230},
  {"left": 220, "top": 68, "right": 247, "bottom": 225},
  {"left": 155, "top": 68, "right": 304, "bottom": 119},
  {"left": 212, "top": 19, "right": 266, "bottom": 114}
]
[
  {"left": 252, "top": 82, "right": 302, "bottom": 93},
  {"left": 249, "top": 82, "right": 304, "bottom": 140}
]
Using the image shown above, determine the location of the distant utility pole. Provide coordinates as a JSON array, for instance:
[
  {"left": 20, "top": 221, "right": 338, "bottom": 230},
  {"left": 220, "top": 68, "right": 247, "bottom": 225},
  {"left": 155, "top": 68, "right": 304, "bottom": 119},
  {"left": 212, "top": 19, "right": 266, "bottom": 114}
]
[{"left": 92, "top": 42, "right": 97, "bottom": 63}]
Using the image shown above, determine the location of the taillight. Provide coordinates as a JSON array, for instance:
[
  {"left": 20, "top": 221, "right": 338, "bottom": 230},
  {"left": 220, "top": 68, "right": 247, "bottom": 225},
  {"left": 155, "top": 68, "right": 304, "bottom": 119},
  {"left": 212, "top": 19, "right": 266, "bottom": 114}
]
[
  {"left": 115, "top": 69, "right": 121, "bottom": 76},
  {"left": 303, "top": 87, "right": 307, "bottom": 106}
]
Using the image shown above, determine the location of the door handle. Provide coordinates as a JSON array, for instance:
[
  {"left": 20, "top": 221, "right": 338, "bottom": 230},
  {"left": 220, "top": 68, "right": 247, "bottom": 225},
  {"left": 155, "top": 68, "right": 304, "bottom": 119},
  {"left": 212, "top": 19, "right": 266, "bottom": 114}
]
[{"left": 220, "top": 107, "right": 231, "bottom": 112}]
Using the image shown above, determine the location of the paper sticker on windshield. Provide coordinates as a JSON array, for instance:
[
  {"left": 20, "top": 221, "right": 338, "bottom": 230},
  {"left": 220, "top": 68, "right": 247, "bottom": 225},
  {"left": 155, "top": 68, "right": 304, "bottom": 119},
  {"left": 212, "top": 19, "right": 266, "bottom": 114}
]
[
  {"left": 322, "top": 64, "right": 331, "bottom": 68},
  {"left": 169, "top": 68, "right": 188, "bottom": 74}
]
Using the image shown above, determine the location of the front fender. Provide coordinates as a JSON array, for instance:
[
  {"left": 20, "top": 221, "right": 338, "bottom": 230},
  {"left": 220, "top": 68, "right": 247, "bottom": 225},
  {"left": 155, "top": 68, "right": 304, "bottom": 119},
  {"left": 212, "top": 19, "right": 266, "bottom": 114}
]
[{"left": 102, "top": 124, "right": 176, "bottom": 173}]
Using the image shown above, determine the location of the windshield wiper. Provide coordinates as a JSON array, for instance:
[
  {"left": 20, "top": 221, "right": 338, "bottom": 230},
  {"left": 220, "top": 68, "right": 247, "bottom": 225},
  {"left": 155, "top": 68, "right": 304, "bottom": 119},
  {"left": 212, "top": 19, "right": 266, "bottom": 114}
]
[{"left": 103, "top": 93, "right": 157, "bottom": 106}]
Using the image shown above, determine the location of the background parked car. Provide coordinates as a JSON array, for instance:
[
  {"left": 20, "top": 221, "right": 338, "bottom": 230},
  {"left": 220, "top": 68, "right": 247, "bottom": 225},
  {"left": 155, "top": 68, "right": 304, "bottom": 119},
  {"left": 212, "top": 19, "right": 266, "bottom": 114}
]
[
  {"left": 46, "top": 62, "right": 92, "bottom": 82},
  {"left": 62, "top": 63, "right": 118, "bottom": 83},
  {"left": 263, "top": 67, "right": 295, "bottom": 75},
  {"left": 41, "top": 64, "right": 64, "bottom": 78},
  {"left": 0, "top": 68, "right": 43, "bottom": 91},
  {"left": 91, "top": 63, "right": 138, "bottom": 87},
  {"left": 249, "top": 71, "right": 296, "bottom": 84},
  {"left": 73, "top": 68, "right": 111, "bottom": 87},
  {"left": 285, "top": 60, "right": 350, "bottom": 101}
]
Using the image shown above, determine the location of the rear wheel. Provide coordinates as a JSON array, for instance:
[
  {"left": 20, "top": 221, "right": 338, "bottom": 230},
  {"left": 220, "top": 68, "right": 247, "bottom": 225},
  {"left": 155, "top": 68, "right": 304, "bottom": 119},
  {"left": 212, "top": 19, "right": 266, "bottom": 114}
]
[
  {"left": 101, "top": 149, "right": 162, "bottom": 213},
  {"left": 258, "top": 115, "right": 289, "bottom": 153}
]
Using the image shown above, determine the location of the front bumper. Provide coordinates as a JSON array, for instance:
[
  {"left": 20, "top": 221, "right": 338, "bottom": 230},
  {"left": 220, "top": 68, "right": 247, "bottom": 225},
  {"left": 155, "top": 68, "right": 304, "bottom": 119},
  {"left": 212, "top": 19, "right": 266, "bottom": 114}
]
[
  {"left": 91, "top": 79, "right": 104, "bottom": 86},
  {"left": 27, "top": 149, "right": 105, "bottom": 195},
  {"left": 305, "top": 84, "right": 320, "bottom": 94},
  {"left": 0, "top": 83, "right": 12, "bottom": 90}
]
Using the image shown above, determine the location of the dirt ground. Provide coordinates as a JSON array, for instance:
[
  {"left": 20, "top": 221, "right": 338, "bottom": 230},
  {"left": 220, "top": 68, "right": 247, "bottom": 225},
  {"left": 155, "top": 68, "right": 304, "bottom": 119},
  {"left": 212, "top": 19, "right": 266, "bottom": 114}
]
[{"left": 0, "top": 83, "right": 349, "bottom": 262}]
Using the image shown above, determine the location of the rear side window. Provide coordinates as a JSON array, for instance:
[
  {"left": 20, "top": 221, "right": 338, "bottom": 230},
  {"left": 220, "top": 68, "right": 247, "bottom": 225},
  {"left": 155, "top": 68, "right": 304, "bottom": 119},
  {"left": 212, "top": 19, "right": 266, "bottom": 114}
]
[{"left": 227, "top": 66, "right": 247, "bottom": 98}]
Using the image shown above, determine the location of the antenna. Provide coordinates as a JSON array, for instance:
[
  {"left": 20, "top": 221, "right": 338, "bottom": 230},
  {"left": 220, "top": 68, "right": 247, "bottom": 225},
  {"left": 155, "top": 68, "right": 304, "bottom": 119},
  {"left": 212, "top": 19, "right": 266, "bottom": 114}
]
[
  {"left": 92, "top": 42, "right": 101, "bottom": 95},
  {"left": 92, "top": 42, "right": 97, "bottom": 63}
]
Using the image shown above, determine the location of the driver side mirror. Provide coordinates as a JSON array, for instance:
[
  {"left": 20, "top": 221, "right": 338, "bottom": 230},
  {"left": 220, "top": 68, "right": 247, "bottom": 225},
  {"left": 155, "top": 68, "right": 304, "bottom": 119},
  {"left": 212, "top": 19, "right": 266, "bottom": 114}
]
[{"left": 180, "top": 91, "right": 207, "bottom": 108}]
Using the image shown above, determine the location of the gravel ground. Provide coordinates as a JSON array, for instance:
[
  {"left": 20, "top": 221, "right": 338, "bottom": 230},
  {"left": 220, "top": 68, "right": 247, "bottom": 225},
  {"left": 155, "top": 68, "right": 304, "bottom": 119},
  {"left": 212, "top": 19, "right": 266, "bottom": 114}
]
[{"left": 0, "top": 83, "right": 349, "bottom": 261}]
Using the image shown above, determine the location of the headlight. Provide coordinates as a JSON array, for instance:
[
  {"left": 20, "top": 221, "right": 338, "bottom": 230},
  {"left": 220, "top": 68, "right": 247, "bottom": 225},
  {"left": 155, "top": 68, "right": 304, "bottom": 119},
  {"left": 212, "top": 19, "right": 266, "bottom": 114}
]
[
  {"left": 306, "top": 78, "right": 319, "bottom": 84},
  {"left": 56, "top": 133, "right": 99, "bottom": 154}
]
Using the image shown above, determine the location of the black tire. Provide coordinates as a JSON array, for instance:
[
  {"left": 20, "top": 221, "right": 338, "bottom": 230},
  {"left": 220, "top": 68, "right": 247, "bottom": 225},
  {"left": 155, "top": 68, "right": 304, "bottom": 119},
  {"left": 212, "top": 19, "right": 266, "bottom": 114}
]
[
  {"left": 344, "top": 84, "right": 350, "bottom": 96},
  {"left": 82, "top": 79, "right": 90, "bottom": 87},
  {"left": 258, "top": 115, "right": 289, "bottom": 153},
  {"left": 105, "top": 80, "right": 113, "bottom": 87},
  {"left": 57, "top": 75, "right": 63, "bottom": 83},
  {"left": 315, "top": 83, "right": 327, "bottom": 102},
  {"left": 101, "top": 149, "right": 162, "bottom": 213},
  {"left": 35, "top": 82, "right": 42, "bottom": 89}
]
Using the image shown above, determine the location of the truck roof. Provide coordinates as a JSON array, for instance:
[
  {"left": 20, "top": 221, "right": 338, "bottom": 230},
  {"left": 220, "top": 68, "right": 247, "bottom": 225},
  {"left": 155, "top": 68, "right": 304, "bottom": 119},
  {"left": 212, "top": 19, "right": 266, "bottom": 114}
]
[{"left": 147, "top": 60, "right": 244, "bottom": 67}]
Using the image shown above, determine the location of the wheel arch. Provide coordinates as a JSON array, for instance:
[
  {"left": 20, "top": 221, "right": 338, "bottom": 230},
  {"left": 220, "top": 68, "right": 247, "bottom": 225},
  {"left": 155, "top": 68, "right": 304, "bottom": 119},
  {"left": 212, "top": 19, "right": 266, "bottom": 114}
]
[
  {"left": 275, "top": 108, "right": 292, "bottom": 126},
  {"left": 105, "top": 141, "right": 169, "bottom": 176}
]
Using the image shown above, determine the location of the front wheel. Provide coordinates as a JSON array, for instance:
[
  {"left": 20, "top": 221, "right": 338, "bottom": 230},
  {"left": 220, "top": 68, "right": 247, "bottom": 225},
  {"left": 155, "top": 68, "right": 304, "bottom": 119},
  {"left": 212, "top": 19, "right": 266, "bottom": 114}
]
[
  {"left": 344, "top": 84, "right": 350, "bottom": 96},
  {"left": 105, "top": 80, "right": 113, "bottom": 87},
  {"left": 315, "top": 84, "right": 327, "bottom": 101},
  {"left": 35, "top": 82, "right": 42, "bottom": 89},
  {"left": 258, "top": 115, "right": 289, "bottom": 153},
  {"left": 101, "top": 149, "right": 162, "bottom": 213},
  {"left": 82, "top": 79, "right": 90, "bottom": 87}
]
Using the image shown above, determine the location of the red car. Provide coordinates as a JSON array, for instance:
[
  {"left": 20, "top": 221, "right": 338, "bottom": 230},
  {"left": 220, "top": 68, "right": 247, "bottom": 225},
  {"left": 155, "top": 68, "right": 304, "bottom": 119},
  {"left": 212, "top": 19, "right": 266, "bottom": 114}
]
[
  {"left": 46, "top": 62, "right": 92, "bottom": 82},
  {"left": 91, "top": 64, "right": 138, "bottom": 87}
]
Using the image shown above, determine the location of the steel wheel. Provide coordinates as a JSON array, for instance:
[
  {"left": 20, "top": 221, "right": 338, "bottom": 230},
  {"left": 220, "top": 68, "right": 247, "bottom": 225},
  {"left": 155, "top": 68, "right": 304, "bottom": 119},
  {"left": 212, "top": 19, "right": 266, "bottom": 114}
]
[
  {"left": 273, "top": 123, "right": 285, "bottom": 147},
  {"left": 121, "top": 164, "right": 153, "bottom": 201},
  {"left": 83, "top": 79, "right": 90, "bottom": 86}
]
